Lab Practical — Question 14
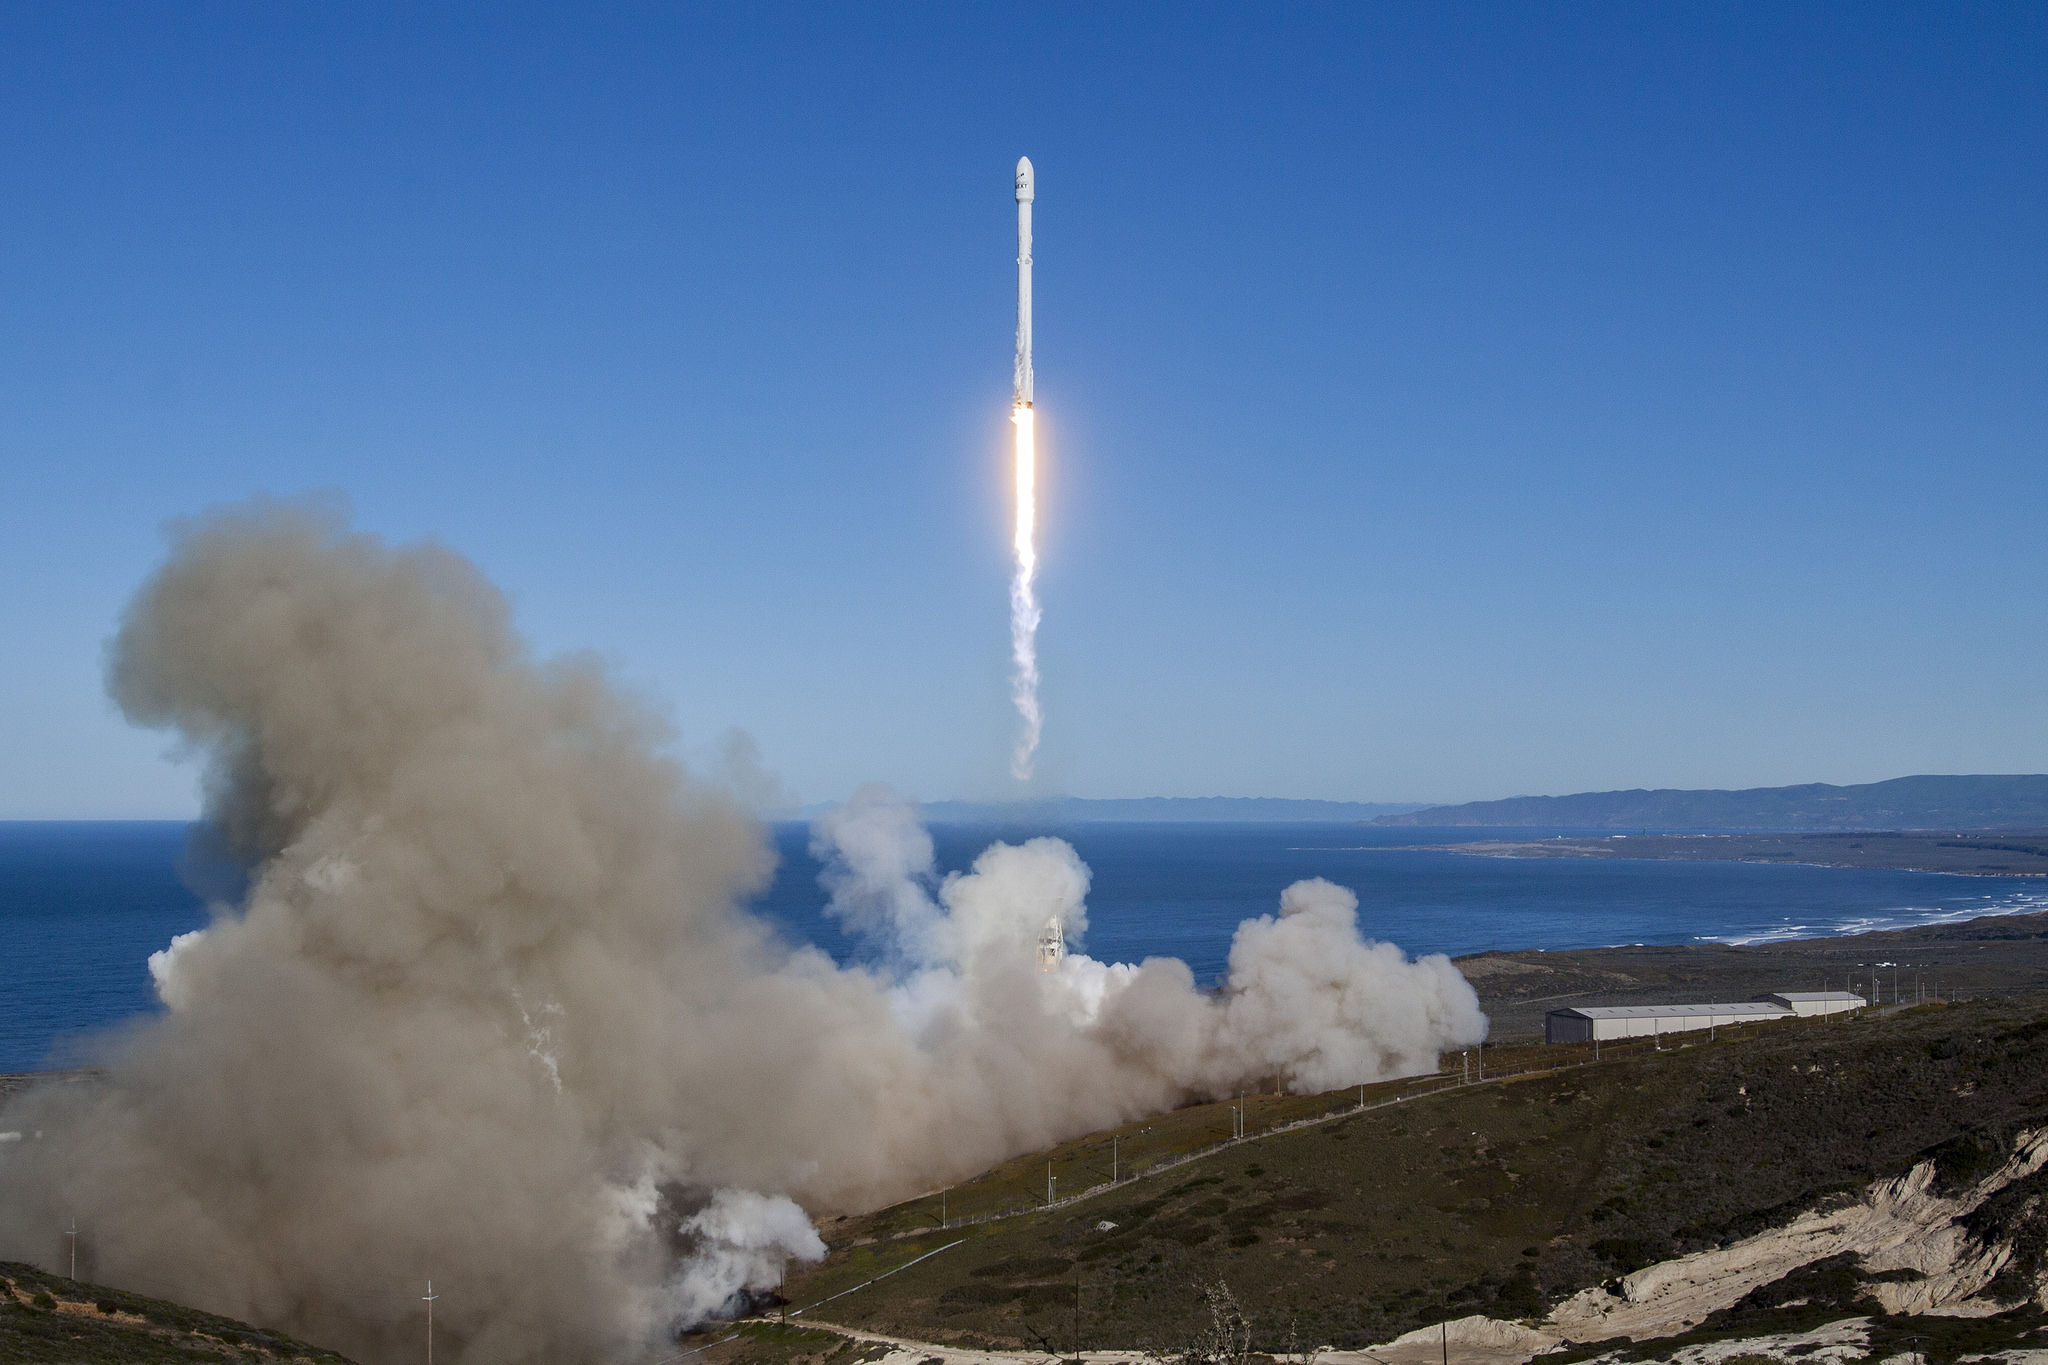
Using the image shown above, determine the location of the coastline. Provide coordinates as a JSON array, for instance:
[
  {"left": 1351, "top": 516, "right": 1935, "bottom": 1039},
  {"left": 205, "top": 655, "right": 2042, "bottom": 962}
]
[
  {"left": 1456, "top": 904, "right": 2048, "bottom": 1041},
  {"left": 1405, "top": 829, "right": 2048, "bottom": 878}
]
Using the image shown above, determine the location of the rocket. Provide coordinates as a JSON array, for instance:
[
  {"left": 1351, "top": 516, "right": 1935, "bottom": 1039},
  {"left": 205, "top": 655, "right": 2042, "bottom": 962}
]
[{"left": 1014, "top": 156, "right": 1034, "bottom": 409}]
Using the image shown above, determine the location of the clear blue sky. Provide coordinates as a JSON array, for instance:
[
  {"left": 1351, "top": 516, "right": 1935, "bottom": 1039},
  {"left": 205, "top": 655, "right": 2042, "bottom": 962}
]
[{"left": 2, "top": 3, "right": 2043, "bottom": 818}]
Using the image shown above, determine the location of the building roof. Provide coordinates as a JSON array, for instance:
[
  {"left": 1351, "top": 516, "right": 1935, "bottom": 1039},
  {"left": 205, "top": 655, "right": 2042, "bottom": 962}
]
[
  {"left": 1761, "top": 991, "right": 1868, "bottom": 1003},
  {"left": 1549, "top": 1002, "right": 1793, "bottom": 1020}
]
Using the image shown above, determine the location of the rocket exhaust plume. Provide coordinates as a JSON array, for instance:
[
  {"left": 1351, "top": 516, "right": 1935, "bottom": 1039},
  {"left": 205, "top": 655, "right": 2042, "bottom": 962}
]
[
  {"left": 1009, "top": 156, "right": 1041, "bottom": 780},
  {"left": 1009, "top": 405, "right": 1040, "bottom": 779},
  {"left": 0, "top": 502, "right": 1485, "bottom": 1365}
]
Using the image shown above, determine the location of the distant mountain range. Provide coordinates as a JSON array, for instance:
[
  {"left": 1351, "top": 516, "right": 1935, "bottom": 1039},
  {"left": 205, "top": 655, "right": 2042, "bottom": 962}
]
[
  {"left": 1371, "top": 774, "right": 2048, "bottom": 831},
  {"left": 795, "top": 797, "right": 1431, "bottom": 824}
]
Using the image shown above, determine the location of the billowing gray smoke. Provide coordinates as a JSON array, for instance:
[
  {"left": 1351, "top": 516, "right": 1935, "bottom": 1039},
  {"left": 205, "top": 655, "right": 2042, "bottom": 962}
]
[{"left": 0, "top": 500, "right": 1485, "bottom": 1365}]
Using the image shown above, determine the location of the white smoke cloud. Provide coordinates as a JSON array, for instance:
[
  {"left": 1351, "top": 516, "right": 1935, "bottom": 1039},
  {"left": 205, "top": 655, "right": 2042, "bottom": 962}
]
[
  {"left": 0, "top": 500, "right": 1485, "bottom": 1365},
  {"left": 145, "top": 929, "right": 206, "bottom": 1011},
  {"left": 668, "top": 1189, "right": 826, "bottom": 1329},
  {"left": 1212, "top": 878, "right": 1488, "bottom": 1094},
  {"left": 809, "top": 784, "right": 948, "bottom": 965},
  {"left": 809, "top": 786, "right": 1486, "bottom": 1100}
]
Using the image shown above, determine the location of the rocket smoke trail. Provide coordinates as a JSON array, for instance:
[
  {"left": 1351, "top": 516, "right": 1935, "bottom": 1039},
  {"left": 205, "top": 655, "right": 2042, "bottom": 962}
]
[
  {"left": 1009, "top": 156, "right": 1041, "bottom": 780},
  {"left": 1009, "top": 406, "right": 1039, "bottom": 779}
]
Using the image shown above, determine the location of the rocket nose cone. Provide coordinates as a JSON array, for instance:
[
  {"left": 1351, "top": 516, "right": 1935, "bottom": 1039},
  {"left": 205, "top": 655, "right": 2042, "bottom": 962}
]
[{"left": 1015, "top": 156, "right": 1034, "bottom": 201}]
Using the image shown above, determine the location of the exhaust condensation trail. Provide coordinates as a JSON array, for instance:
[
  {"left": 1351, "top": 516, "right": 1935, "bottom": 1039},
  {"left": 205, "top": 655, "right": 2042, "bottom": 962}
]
[
  {"left": 1009, "top": 405, "right": 1040, "bottom": 779},
  {"left": 1010, "top": 156, "right": 1041, "bottom": 780}
]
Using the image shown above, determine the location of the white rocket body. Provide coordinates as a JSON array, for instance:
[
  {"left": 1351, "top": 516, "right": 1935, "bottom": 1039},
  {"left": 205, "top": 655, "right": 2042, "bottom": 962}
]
[{"left": 1014, "top": 156, "right": 1033, "bottom": 408}]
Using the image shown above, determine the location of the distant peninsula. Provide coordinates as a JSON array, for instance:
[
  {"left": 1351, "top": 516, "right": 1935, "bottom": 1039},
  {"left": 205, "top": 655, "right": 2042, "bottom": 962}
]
[
  {"left": 898, "top": 797, "right": 1431, "bottom": 824},
  {"left": 1372, "top": 773, "right": 2048, "bottom": 830}
]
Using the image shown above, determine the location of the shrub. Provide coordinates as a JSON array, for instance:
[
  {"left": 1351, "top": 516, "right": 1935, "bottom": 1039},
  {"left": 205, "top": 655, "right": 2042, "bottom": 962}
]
[
  {"left": 1493, "top": 1267, "right": 1544, "bottom": 1318},
  {"left": 1590, "top": 1237, "right": 1663, "bottom": 1272},
  {"left": 969, "top": 1256, "right": 1072, "bottom": 1279},
  {"left": 1931, "top": 1133, "right": 2004, "bottom": 1192}
]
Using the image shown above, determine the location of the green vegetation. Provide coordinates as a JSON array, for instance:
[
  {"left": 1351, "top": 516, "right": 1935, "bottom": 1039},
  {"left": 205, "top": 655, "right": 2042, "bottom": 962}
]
[
  {"left": 841, "top": 1045, "right": 1575, "bottom": 1236},
  {"left": 720, "top": 1320, "right": 895, "bottom": 1365},
  {"left": 783, "top": 995, "right": 2048, "bottom": 1354},
  {"left": 0, "top": 1262, "right": 354, "bottom": 1364}
]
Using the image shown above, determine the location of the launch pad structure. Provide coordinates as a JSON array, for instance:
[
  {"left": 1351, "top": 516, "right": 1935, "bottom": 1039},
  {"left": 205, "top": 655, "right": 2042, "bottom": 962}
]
[{"left": 1038, "top": 916, "right": 1064, "bottom": 971}]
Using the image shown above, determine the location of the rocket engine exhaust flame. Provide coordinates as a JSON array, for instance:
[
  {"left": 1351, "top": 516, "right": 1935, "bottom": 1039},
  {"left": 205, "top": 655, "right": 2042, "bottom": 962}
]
[{"left": 1009, "top": 155, "right": 1042, "bottom": 780}]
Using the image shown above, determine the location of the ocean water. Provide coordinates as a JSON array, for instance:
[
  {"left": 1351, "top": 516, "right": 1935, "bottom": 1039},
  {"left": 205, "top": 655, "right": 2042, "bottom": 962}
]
[{"left": 4, "top": 820, "right": 2044, "bottom": 1073}]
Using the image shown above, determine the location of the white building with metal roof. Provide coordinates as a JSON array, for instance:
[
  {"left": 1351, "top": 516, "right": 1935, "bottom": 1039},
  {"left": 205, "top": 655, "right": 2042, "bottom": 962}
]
[
  {"left": 1544, "top": 991, "right": 1866, "bottom": 1044},
  {"left": 1757, "top": 991, "right": 1868, "bottom": 1017}
]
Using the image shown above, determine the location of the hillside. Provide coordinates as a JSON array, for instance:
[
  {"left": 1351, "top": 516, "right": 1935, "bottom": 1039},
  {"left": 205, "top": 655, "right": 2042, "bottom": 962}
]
[
  {"left": 1371, "top": 774, "right": 2048, "bottom": 830},
  {"left": 0, "top": 1261, "right": 354, "bottom": 1364},
  {"left": 766, "top": 993, "right": 2048, "bottom": 1359}
]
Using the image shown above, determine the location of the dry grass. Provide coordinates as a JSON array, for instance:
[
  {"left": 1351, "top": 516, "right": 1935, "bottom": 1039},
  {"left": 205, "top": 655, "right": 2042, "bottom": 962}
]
[{"left": 782, "top": 996, "right": 2048, "bottom": 1354}]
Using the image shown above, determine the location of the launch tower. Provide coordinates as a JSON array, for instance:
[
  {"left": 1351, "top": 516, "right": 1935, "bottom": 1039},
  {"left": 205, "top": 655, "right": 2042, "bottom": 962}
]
[{"left": 1038, "top": 916, "right": 1064, "bottom": 971}]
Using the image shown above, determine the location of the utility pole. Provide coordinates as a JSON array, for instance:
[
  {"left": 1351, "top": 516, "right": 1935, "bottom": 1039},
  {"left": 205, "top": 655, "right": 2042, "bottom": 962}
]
[
  {"left": 1112, "top": 1136, "right": 1118, "bottom": 1183},
  {"left": 941, "top": 1188, "right": 946, "bottom": 1229},
  {"left": 1462, "top": 1051, "right": 1469, "bottom": 1084},
  {"left": 1074, "top": 1271, "right": 1083, "bottom": 1363},
  {"left": 1047, "top": 1161, "right": 1055, "bottom": 1207},
  {"left": 423, "top": 1282, "right": 438, "bottom": 1365},
  {"left": 66, "top": 1217, "right": 76, "bottom": 1280}
]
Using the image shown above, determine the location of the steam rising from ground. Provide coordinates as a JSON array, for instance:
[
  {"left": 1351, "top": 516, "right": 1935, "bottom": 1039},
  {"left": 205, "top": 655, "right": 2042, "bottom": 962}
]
[{"left": 0, "top": 501, "right": 1485, "bottom": 1365}]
